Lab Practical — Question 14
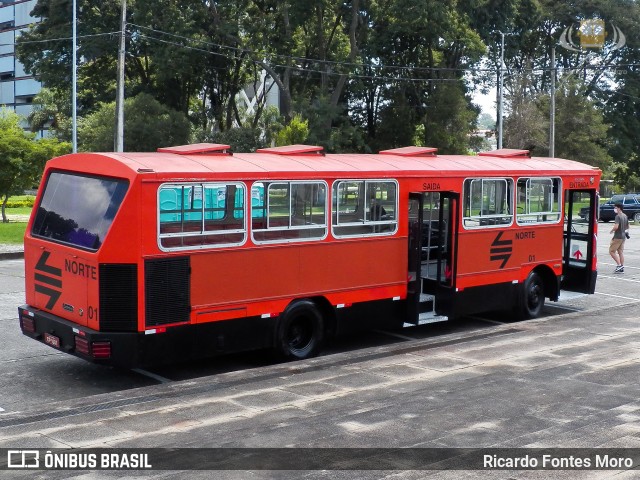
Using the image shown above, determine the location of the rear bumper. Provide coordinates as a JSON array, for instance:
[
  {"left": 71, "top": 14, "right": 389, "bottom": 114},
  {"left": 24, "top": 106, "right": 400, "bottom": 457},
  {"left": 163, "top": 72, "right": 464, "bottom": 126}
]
[
  {"left": 18, "top": 305, "right": 277, "bottom": 368},
  {"left": 18, "top": 305, "right": 141, "bottom": 368}
]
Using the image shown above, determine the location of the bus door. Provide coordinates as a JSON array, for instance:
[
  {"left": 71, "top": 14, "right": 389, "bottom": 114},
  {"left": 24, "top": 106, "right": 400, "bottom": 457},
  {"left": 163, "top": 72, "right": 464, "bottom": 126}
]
[
  {"left": 562, "top": 189, "right": 597, "bottom": 293},
  {"left": 407, "top": 192, "right": 458, "bottom": 324}
]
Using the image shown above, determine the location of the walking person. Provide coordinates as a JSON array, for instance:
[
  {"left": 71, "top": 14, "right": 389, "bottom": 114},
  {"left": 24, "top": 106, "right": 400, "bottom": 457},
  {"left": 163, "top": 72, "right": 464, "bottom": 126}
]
[{"left": 609, "top": 203, "right": 629, "bottom": 273}]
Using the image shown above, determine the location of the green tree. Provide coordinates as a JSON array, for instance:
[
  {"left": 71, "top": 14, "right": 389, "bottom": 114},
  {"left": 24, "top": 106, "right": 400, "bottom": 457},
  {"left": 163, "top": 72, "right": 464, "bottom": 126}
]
[
  {"left": 27, "top": 87, "right": 72, "bottom": 141},
  {"left": 209, "top": 127, "right": 264, "bottom": 153},
  {"left": 0, "top": 110, "right": 70, "bottom": 222},
  {"left": 17, "top": 0, "right": 210, "bottom": 116},
  {"left": 477, "top": 113, "right": 496, "bottom": 130},
  {"left": 553, "top": 80, "right": 611, "bottom": 169},
  {"left": 16, "top": 0, "right": 122, "bottom": 113},
  {"left": 79, "top": 93, "right": 191, "bottom": 151},
  {"left": 504, "top": 75, "right": 611, "bottom": 168},
  {"left": 275, "top": 115, "right": 309, "bottom": 146},
  {"left": 503, "top": 74, "right": 549, "bottom": 153},
  {"left": 422, "top": 82, "right": 480, "bottom": 154},
  {"left": 353, "top": 0, "right": 485, "bottom": 151},
  {"left": 473, "top": 0, "right": 638, "bottom": 185}
]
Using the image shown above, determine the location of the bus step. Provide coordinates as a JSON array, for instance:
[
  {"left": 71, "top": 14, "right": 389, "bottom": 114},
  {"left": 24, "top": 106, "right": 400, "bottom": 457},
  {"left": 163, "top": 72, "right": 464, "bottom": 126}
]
[
  {"left": 418, "top": 294, "right": 435, "bottom": 314},
  {"left": 404, "top": 312, "right": 449, "bottom": 327}
]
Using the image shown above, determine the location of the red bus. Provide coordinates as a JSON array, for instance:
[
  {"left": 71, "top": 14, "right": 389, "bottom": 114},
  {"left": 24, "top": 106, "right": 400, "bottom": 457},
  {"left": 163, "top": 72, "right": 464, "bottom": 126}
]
[{"left": 18, "top": 144, "right": 600, "bottom": 367}]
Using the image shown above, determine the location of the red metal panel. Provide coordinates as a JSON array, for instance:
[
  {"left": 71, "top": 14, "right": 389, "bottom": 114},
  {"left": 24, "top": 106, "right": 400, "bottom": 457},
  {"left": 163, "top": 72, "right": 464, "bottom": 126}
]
[
  {"left": 157, "top": 143, "right": 231, "bottom": 155},
  {"left": 478, "top": 149, "right": 530, "bottom": 158},
  {"left": 256, "top": 144, "right": 324, "bottom": 155},
  {"left": 379, "top": 146, "right": 438, "bottom": 156}
]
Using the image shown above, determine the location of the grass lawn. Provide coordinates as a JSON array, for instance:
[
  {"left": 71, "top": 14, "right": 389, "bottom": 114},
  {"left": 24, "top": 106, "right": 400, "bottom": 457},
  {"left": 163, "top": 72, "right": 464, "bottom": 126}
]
[
  {"left": 4, "top": 206, "right": 33, "bottom": 215},
  {"left": 0, "top": 220, "right": 27, "bottom": 244}
]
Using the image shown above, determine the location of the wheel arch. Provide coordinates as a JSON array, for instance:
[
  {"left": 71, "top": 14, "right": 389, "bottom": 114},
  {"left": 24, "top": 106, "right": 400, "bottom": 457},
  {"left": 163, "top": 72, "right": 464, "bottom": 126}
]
[
  {"left": 531, "top": 264, "right": 560, "bottom": 302},
  {"left": 308, "top": 296, "right": 337, "bottom": 338}
]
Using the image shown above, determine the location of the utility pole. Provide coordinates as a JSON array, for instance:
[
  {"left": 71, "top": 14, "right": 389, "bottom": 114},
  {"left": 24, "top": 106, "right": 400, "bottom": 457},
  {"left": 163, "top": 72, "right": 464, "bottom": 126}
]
[
  {"left": 498, "top": 32, "right": 506, "bottom": 149},
  {"left": 549, "top": 46, "right": 556, "bottom": 158},
  {"left": 114, "top": 0, "right": 127, "bottom": 152},
  {"left": 72, "top": 0, "right": 77, "bottom": 153}
]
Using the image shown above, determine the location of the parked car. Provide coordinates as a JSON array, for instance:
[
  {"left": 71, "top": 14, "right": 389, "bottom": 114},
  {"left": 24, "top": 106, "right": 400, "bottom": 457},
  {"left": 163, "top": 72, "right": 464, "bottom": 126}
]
[
  {"left": 599, "top": 194, "right": 640, "bottom": 222},
  {"left": 578, "top": 205, "right": 591, "bottom": 220}
]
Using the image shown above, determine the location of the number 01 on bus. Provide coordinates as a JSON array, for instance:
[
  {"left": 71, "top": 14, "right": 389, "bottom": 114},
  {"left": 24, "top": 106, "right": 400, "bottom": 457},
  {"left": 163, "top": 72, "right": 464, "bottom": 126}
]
[{"left": 18, "top": 144, "right": 600, "bottom": 367}]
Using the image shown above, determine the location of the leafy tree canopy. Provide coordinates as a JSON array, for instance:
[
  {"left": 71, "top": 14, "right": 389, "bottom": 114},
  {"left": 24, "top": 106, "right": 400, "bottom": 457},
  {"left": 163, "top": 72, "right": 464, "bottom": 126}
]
[
  {"left": 0, "top": 109, "right": 70, "bottom": 222},
  {"left": 79, "top": 92, "right": 191, "bottom": 152}
]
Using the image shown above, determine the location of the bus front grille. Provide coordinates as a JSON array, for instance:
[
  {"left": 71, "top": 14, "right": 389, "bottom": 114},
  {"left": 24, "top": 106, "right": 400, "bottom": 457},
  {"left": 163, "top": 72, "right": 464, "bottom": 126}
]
[
  {"left": 144, "top": 257, "right": 190, "bottom": 327},
  {"left": 99, "top": 264, "right": 138, "bottom": 332}
]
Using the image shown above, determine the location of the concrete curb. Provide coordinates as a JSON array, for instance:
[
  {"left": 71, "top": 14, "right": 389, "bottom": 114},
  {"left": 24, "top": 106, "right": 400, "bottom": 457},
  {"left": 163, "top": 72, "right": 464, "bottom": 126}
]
[{"left": 0, "top": 250, "right": 23, "bottom": 260}]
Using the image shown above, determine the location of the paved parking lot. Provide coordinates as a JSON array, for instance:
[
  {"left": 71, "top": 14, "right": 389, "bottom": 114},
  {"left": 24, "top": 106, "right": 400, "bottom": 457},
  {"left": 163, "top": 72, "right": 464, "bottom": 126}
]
[{"left": 0, "top": 223, "right": 639, "bottom": 478}]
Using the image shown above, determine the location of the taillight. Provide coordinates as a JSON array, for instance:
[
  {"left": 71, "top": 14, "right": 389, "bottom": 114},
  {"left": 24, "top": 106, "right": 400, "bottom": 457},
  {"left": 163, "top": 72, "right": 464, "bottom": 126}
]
[
  {"left": 21, "top": 315, "right": 36, "bottom": 333},
  {"left": 91, "top": 341, "right": 111, "bottom": 359},
  {"left": 75, "top": 337, "right": 111, "bottom": 359},
  {"left": 75, "top": 336, "right": 89, "bottom": 356}
]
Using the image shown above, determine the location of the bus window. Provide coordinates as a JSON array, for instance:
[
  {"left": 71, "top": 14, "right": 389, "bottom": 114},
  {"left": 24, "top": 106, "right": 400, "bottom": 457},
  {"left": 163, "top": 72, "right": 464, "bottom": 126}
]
[
  {"left": 517, "top": 178, "right": 561, "bottom": 224},
  {"left": 332, "top": 180, "right": 398, "bottom": 236},
  {"left": 463, "top": 178, "right": 513, "bottom": 228},
  {"left": 158, "top": 182, "right": 246, "bottom": 250},
  {"left": 251, "top": 183, "right": 264, "bottom": 211},
  {"left": 252, "top": 181, "right": 327, "bottom": 242},
  {"left": 31, "top": 172, "right": 129, "bottom": 251}
]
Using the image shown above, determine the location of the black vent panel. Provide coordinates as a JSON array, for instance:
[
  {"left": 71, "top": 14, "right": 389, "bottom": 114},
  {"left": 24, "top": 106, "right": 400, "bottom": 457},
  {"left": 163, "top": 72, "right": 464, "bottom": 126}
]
[
  {"left": 145, "top": 257, "right": 190, "bottom": 327},
  {"left": 99, "top": 264, "right": 138, "bottom": 332}
]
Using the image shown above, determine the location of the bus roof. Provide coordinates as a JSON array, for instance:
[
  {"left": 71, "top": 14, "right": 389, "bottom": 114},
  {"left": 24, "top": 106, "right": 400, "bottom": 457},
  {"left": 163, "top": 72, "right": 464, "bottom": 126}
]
[{"left": 48, "top": 145, "right": 601, "bottom": 180}]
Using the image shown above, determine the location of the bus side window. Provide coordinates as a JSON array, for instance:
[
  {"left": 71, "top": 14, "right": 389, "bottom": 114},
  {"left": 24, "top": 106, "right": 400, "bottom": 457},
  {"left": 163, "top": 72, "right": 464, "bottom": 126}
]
[
  {"left": 332, "top": 180, "right": 398, "bottom": 237},
  {"left": 251, "top": 181, "right": 327, "bottom": 242},
  {"left": 463, "top": 178, "right": 513, "bottom": 228},
  {"left": 159, "top": 183, "right": 247, "bottom": 250},
  {"left": 516, "top": 177, "right": 562, "bottom": 224}
]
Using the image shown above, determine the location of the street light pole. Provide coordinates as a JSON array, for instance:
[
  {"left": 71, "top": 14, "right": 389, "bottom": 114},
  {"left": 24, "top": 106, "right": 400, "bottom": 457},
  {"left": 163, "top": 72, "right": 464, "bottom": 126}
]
[
  {"left": 72, "top": 0, "right": 77, "bottom": 153},
  {"left": 114, "top": 0, "right": 126, "bottom": 152},
  {"left": 498, "top": 32, "right": 506, "bottom": 150},
  {"left": 549, "top": 46, "right": 556, "bottom": 158}
]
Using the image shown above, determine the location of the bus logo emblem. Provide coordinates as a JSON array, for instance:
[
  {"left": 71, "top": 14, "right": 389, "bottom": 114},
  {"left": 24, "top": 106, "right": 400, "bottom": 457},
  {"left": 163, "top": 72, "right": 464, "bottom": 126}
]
[
  {"left": 490, "top": 232, "right": 512, "bottom": 268},
  {"left": 34, "top": 251, "right": 62, "bottom": 309}
]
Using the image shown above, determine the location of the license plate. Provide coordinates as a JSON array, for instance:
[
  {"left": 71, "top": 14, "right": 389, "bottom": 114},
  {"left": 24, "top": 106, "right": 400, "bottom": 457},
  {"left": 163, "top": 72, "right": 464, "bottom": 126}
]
[{"left": 44, "top": 332, "right": 60, "bottom": 349}]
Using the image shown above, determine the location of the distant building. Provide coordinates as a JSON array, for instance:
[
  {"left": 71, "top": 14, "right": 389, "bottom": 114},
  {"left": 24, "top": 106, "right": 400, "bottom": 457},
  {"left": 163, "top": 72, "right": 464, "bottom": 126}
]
[
  {"left": 470, "top": 129, "right": 497, "bottom": 152},
  {"left": 236, "top": 71, "right": 280, "bottom": 122},
  {"left": 0, "top": 0, "right": 42, "bottom": 135}
]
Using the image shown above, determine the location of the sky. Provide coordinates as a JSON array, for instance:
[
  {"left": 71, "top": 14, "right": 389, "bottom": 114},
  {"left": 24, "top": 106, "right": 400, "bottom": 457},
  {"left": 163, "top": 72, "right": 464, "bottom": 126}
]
[{"left": 473, "top": 86, "right": 497, "bottom": 119}]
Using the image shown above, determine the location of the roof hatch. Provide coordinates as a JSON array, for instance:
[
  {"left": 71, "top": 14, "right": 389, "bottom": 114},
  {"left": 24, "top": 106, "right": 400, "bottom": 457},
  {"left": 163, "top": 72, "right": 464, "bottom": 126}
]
[
  {"left": 478, "top": 149, "right": 529, "bottom": 158},
  {"left": 256, "top": 144, "right": 325, "bottom": 155},
  {"left": 157, "top": 143, "right": 232, "bottom": 155},
  {"left": 379, "top": 146, "right": 438, "bottom": 156}
]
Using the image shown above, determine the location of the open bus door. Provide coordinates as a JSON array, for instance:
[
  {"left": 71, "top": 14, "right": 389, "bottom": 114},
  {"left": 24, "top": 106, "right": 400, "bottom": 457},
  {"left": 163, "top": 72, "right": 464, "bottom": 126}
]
[
  {"left": 407, "top": 192, "right": 458, "bottom": 324},
  {"left": 562, "top": 189, "right": 598, "bottom": 294}
]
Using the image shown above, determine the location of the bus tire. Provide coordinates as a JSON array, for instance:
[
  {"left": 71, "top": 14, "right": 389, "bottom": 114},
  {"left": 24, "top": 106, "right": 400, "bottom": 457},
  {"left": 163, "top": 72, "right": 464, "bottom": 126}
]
[
  {"left": 520, "top": 271, "right": 545, "bottom": 319},
  {"left": 275, "top": 300, "right": 324, "bottom": 360}
]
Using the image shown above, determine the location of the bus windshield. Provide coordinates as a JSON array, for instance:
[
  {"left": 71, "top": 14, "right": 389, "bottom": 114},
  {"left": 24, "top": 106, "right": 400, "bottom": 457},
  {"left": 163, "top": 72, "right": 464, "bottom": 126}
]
[{"left": 31, "top": 172, "right": 129, "bottom": 251}]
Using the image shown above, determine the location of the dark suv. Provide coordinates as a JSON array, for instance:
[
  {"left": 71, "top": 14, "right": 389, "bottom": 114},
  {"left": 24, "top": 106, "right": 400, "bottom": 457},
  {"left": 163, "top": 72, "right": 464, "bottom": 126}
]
[{"left": 599, "top": 194, "right": 640, "bottom": 222}]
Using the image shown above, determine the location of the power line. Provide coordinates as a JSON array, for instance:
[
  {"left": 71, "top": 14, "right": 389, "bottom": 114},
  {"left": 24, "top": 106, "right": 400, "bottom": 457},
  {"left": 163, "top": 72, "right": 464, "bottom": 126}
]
[
  {"left": 12, "top": 24, "right": 640, "bottom": 82},
  {"left": 134, "top": 33, "right": 463, "bottom": 83},
  {"left": 12, "top": 31, "right": 121, "bottom": 46},
  {"left": 129, "top": 23, "right": 478, "bottom": 75}
]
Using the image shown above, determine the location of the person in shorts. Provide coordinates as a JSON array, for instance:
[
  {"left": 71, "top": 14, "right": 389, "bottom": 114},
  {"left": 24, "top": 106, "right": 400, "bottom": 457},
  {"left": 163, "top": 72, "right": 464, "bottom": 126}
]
[{"left": 609, "top": 203, "right": 629, "bottom": 273}]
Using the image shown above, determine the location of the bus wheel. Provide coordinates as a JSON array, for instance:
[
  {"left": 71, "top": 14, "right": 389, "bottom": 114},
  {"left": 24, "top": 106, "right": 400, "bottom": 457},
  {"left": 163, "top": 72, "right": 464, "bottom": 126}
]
[
  {"left": 520, "top": 272, "right": 545, "bottom": 319},
  {"left": 276, "top": 300, "right": 324, "bottom": 360}
]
